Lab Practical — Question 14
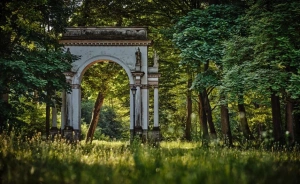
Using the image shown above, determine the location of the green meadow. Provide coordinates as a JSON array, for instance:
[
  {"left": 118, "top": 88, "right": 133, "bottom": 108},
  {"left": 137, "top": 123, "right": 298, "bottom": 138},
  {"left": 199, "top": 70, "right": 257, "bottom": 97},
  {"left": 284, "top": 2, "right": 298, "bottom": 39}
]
[{"left": 1, "top": 134, "right": 299, "bottom": 184}]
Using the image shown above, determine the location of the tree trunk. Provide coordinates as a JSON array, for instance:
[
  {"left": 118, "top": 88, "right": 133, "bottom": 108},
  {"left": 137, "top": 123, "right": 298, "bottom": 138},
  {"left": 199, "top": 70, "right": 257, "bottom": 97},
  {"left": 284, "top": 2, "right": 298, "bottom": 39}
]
[
  {"left": 202, "top": 61, "right": 217, "bottom": 139},
  {"left": 45, "top": 90, "right": 51, "bottom": 139},
  {"left": 203, "top": 89, "right": 217, "bottom": 139},
  {"left": 238, "top": 103, "right": 255, "bottom": 140},
  {"left": 220, "top": 94, "right": 232, "bottom": 146},
  {"left": 286, "top": 99, "right": 294, "bottom": 144},
  {"left": 0, "top": 93, "right": 9, "bottom": 132},
  {"left": 78, "top": 0, "right": 92, "bottom": 26},
  {"left": 198, "top": 93, "right": 209, "bottom": 143},
  {"left": 85, "top": 92, "right": 105, "bottom": 143},
  {"left": 271, "top": 93, "right": 283, "bottom": 143},
  {"left": 185, "top": 71, "right": 192, "bottom": 141},
  {"left": 294, "top": 103, "right": 300, "bottom": 143},
  {"left": 46, "top": 103, "right": 50, "bottom": 138}
]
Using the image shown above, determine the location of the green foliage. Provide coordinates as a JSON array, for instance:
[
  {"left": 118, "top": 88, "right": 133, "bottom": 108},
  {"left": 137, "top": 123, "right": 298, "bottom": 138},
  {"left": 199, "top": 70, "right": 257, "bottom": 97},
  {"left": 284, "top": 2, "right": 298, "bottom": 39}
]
[
  {"left": 223, "top": 1, "right": 300, "bottom": 97},
  {"left": 81, "top": 99, "right": 128, "bottom": 140},
  {"left": 81, "top": 62, "right": 129, "bottom": 140},
  {"left": 172, "top": 4, "right": 243, "bottom": 67},
  {"left": 193, "top": 69, "right": 220, "bottom": 92},
  {"left": 81, "top": 123, "right": 109, "bottom": 141},
  {"left": 0, "top": 0, "right": 78, "bottom": 131},
  {"left": 1, "top": 135, "right": 300, "bottom": 184},
  {"left": 1, "top": 46, "right": 73, "bottom": 100},
  {"left": 220, "top": 0, "right": 300, "bottom": 143},
  {"left": 81, "top": 99, "right": 94, "bottom": 124},
  {"left": 0, "top": 46, "right": 74, "bottom": 131},
  {"left": 99, "top": 106, "right": 127, "bottom": 139}
]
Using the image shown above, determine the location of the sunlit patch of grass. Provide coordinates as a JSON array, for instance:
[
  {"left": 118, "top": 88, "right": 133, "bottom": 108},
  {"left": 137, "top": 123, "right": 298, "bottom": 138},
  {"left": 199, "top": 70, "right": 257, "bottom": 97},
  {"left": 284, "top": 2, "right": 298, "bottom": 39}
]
[{"left": 1, "top": 133, "right": 300, "bottom": 184}]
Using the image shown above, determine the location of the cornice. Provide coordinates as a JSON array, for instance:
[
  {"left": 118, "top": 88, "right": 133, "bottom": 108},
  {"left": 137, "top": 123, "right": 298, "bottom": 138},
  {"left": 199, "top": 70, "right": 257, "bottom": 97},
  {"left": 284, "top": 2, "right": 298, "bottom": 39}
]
[{"left": 59, "top": 40, "right": 152, "bottom": 46}]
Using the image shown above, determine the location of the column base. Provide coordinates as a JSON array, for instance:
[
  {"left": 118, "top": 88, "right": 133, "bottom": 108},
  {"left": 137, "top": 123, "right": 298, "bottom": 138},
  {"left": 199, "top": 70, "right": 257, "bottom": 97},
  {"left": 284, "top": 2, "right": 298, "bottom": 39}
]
[
  {"left": 130, "top": 126, "right": 146, "bottom": 143},
  {"left": 49, "top": 127, "right": 60, "bottom": 139},
  {"left": 63, "top": 126, "right": 74, "bottom": 142},
  {"left": 149, "top": 127, "right": 161, "bottom": 143},
  {"left": 135, "top": 126, "right": 143, "bottom": 137},
  {"left": 142, "top": 129, "right": 148, "bottom": 142},
  {"left": 73, "top": 129, "right": 81, "bottom": 141},
  {"left": 129, "top": 127, "right": 161, "bottom": 144}
]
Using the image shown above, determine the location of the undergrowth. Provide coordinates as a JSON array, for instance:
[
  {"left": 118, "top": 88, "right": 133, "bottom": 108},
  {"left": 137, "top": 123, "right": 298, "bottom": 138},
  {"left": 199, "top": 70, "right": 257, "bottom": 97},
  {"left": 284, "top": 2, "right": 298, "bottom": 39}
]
[{"left": 0, "top": 133, "right": 299, "bottom": 184}]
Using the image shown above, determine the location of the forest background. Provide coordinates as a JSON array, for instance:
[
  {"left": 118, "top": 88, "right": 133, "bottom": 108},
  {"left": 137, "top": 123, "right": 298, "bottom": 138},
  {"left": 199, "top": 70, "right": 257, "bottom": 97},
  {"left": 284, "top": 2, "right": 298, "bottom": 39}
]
[{"left": 1, "top": 0, "right": 300, "bottom": 147}]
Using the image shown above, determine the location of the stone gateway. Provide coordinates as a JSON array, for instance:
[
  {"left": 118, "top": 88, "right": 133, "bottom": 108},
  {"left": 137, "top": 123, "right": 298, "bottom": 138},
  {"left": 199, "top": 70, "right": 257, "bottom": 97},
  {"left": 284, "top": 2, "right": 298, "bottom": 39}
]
[{"left": 50, "top": 27, "right": 160, "bottom": 141}]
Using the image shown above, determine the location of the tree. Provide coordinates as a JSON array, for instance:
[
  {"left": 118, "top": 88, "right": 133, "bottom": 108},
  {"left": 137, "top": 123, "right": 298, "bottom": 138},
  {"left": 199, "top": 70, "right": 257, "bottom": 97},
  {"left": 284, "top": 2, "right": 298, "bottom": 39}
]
[
  {"left": 172, "top": 4, "right": 244, "bottom": 144},
  {"left": 0, "top": 0, "right": 78, "bottom": 135},
  {"left": 223, "top": 0, "right": 300, "bottom": 144}
]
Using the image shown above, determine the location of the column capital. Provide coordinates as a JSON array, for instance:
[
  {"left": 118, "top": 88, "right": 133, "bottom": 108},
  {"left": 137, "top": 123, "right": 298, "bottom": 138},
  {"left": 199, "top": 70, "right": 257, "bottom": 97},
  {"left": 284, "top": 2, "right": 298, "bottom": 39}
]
[
  {"left": 141, "top": 84, "right": 149, "bottom": 89},
  {"left": 72, "top": 84, "right": 81, "bottom": 89},
  {"left": 63, "top": 71, "right": 76, "bottom": 78},
  {"left": 149, "top": 84, "right": 159, "bottom": 88},
  {"left": 130, "top": 84, "right": 143, "bottom": 88},
  {"left": 63, "top": 71, "right": 76, "bottom": 83},
  {"left": 131, "top": 71, "right": 145, "bottom": 77}
]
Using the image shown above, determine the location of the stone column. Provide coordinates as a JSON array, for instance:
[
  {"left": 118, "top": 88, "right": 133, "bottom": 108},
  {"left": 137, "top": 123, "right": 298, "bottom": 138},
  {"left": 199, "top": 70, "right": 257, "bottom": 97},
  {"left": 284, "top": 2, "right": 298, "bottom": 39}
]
[
  {"left": 135, "top": 85, "right": 142, "bottom": 127},
  {"left": 52, "top": 105, "right": 57, "bottom": 128},
  {"left": 147, "top": 72, "right": 161, "bottom": 142},
  {"left": 66, "top": 90, "right": 72, "bottom": 127},
  {"left": 63, "top": 71, "right": 75, "bottom": 140},
  {"left": 153, "top": 85, "right": 160, "bottom": 142},
  {"left": 50, "top": 102, "right": 59, "bottom": 138},
  {"left": 130, "top": 86, "right": 134, "bottom": 137},
  {"left": 154, "top": 86, "right": 159, "bottom": 128},
  {"left": 61, "top": 90, "right": 66, "bottom": 130},
  {"left": 141, "top": 85, "right": 149, "bottom": 139},
  {"left": 131, "top": 71, "right": 144, "bottom": 138},
  {"left": 71, "top": 84, "right": 81, "bottom": 141}
]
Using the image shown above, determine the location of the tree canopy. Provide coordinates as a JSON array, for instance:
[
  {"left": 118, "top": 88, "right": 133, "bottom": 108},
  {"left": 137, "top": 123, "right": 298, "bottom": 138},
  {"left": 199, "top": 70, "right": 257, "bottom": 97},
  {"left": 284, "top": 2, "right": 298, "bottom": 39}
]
[{"left": 1, "top": 0, "right": 300, "bottom": 145}]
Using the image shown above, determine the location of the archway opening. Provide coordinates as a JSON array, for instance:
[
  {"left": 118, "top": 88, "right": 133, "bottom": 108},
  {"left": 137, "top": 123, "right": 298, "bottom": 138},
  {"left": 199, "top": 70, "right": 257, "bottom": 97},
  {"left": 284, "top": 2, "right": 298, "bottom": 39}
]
[{"left": 80, "top": 60, "right": 130, "bottom": 141}]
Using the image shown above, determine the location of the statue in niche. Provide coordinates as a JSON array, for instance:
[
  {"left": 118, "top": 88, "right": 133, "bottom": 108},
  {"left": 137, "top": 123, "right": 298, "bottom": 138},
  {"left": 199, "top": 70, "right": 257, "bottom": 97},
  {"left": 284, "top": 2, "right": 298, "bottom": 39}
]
[
  {"left": 135, "top": 47, "right": 141, "bottom": 66},
  {"left": 153, "top": 51, "right": 159, "bottom": 67}
]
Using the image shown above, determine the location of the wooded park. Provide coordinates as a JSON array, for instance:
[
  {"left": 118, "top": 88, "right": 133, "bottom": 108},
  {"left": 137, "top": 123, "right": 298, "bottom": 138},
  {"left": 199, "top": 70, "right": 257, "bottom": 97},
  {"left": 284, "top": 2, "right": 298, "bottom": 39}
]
[{"left": 1, "top": 0, "right": 300, "bottom": 183}]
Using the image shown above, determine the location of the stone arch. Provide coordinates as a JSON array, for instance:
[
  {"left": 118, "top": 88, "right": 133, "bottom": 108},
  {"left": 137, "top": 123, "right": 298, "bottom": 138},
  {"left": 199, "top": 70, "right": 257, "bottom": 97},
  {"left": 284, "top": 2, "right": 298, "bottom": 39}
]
[
  {"left": 73, "top": 55, "right": 134, "bottom": 85},
  {"left": 51, "top": 27, "right": 161, "bottom": 142}
]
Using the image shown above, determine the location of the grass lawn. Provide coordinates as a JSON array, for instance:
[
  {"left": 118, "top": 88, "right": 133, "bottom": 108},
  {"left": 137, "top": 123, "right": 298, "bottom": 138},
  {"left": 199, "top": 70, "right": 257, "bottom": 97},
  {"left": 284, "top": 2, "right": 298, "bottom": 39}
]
[{"left": 1, "top": 134, "right": 299, "bottom": 184}]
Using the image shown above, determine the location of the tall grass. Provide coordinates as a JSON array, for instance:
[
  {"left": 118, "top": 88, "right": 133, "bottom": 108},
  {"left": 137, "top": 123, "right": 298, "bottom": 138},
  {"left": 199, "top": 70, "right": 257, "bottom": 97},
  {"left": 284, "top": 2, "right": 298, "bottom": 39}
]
[{"left": 1, "top": 133, "right": 299, "bottom": 184}]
